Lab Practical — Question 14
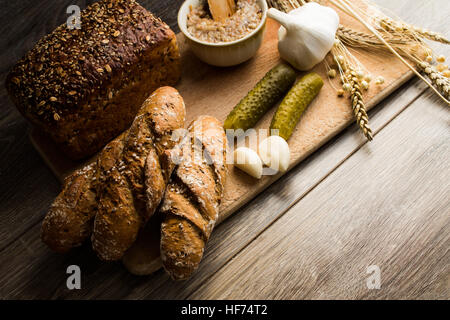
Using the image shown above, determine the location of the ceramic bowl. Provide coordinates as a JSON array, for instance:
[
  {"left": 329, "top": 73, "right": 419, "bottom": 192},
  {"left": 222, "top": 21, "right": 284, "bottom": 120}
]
[{"left": 177, "top": 0, "right": 268, "bottom": 67}]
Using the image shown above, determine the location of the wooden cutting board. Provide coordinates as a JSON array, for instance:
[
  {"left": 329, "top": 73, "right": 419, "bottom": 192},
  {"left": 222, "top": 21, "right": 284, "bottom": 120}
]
[{"left": 31, "top": 1, "right": 413, "bottom": 274}]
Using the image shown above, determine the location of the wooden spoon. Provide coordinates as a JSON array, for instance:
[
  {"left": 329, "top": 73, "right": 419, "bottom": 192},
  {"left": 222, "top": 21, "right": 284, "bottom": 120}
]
[{"left": 208, "top": 0, "right": 236, "bottom": 21}]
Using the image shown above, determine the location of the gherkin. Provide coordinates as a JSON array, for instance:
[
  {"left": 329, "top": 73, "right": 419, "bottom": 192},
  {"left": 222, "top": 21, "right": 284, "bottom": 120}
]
[
  {"left": 224, "top": 63, "right": 297, "bottom": 131},
  {"left": 270, "top": 72, "right": 323, "bottom": 140}
]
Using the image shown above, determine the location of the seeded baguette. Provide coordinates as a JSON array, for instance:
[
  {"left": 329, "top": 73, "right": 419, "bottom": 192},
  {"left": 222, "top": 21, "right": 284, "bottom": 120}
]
[
  {"left": 41, "top": 163, "right": 97, "bottom": 253},
  {"left": 159, "top": 116, "right": 228, "bottom": 280},
  {"left": 122, "top": 136, "right": 188, "bottom": 275},
  {"left": 6, "top": 0, "right": 180, "bottom": 160},
  {"left": 92, "top": 87, "right": 186, "bottom": 261},
  {"left": 42, "top": 87, "right": 185, "bottom": 258}
]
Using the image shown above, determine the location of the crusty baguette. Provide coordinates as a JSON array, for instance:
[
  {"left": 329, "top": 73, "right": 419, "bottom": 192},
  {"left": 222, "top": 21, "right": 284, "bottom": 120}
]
[
  {"left": 41, "top": 131, "right": 126, "bottom": 253},
  {"left": 159, "top": 115, "right": 228, "bottom": 280},
  {"left": 122, "top": 136, "right": 187, "bottom": 275},
  {"left": 41, "top": 163, "right": 97, "bottom": 253},
  {"left": 42, "top": 87, "right": 185, "bottom": 256},
  {"left": 92, "top": 87, "right": 186, "bottom": 261}
]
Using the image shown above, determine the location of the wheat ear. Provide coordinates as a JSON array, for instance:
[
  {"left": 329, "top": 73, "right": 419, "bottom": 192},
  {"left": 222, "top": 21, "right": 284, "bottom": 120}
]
[
  {"left": 416, "top": 61, "right": 450, "bottom": 100},
  {"left": 347, "top": 68, "right": 373, "bottom": 140},
  {"left": 337, "top": 26, "right": 407, "bottom": 49},
  {"left": 378, "top": 17, "right": 450, "bottom": 45}
]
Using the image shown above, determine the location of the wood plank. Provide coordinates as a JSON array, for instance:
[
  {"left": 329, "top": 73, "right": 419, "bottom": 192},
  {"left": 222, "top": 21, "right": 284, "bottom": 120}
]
[
  {"left": 189, "top": 91, "right": 450, "bottom": 299},
  {"left": 0, "top": 77, "right": 426, "bottom": 299}
]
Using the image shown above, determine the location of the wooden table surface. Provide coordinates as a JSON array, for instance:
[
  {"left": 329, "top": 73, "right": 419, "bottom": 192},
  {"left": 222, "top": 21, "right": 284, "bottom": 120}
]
[{"left": 0, "top": 0, "right": 448, "bottom": 300}]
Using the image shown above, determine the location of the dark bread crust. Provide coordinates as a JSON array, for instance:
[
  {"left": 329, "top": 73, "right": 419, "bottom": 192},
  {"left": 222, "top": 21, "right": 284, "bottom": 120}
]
[
  {"left": 41, "top": 163, "right": 97, "bottom": 253},
  {"left": 159, "top": 116, "right": 228, "bottom": 280},
  {"left": 6, "top": 0, "right": 180, "bottom": 160},
  {"left": 92, "top": 87, "right": 186, "bottom": 261},
  {"left": 41, "top": 132, "right": 126, "bottom": 252}
]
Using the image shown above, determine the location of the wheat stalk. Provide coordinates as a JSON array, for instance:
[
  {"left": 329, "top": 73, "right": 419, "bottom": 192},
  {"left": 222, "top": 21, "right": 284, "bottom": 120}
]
[
  {"left": 334, "top": 0, "right": 450, "bottom": 103},
  {"left": 337, "top": 30, "right": 450, "bottom": 100},
  {"left": 378, "top": 17, "right": 450, "bottom": 45},
  {"left": 331, "top": 40, "right": 375, "bottom": 140},
  {"left": 415, "top": 61, "right": 450, "bottom": 100},
  {"left": 347, "top": 68, "right": 373, "bottom": 140},
  {"left": 337, "top": 25, "right": 408, "bottom": 49}
]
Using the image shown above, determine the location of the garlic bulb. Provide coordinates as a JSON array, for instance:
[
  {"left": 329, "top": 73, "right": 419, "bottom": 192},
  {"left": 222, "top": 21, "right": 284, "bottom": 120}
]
[
  {"left": 268, "top": 3, "right": 339, "bottom": 71},
  {"left": 233, "top": 147, "right": 263, "bottom": 179},
  {"left": 258, "top": 136, "right": 290, "bottom": 173}
]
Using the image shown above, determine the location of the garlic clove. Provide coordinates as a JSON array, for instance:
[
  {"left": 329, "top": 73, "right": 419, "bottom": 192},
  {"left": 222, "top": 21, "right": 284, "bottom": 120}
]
[
  {"left": 233, "top": 147, "right": 263, "bottom": 179},
  {"left": 258, "top": 136, "right": 290, "bottom": 173}
]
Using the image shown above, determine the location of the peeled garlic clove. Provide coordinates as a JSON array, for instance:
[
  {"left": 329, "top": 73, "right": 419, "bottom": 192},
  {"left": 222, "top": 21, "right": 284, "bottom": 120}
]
[
  {"left": 258, "top": 136, "right": 290, "bottom": 173},
  {"left": 233, "top": 147, "right": 263, "bottom": 179}
]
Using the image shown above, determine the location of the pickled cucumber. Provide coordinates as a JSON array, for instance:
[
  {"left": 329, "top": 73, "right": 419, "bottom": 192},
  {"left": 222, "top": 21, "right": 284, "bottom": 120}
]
[
  {"left": 270, "top": 72, "right": 323, "bottom": 140},
  {"left": 224, "top": 63, "right": 297, "bottom": 131}
]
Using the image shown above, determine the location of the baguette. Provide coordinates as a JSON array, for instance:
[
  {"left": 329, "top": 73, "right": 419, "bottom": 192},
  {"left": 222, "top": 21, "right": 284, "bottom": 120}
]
[
  {"left": 40, "top": 163, "right": 97, "bottom": 253},
  {"left": 92, "top": 87, "right": 186, "bottom": 261},
  {"left": 159, "top": 116, "right": 228, "bottom": 280},
  {"left": 41, "top": 87, "right": 185, "bottom": 256},
  {"left": 122, "top": 131, "right": 188, "bottom": 275},
  {"left": 41, "top": 131, "right": 127, "bottom": 253}
]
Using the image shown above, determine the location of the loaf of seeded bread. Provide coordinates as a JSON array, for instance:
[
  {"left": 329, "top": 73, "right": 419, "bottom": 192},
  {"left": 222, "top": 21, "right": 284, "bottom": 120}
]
[{"left": 6, "top": 0, "right": 180, "bottom": 160}]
